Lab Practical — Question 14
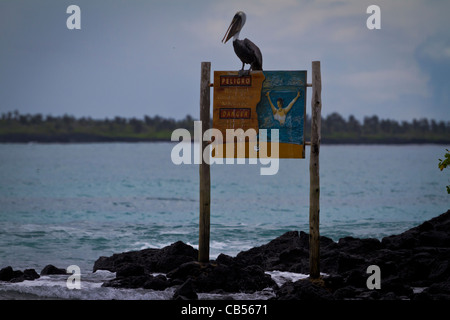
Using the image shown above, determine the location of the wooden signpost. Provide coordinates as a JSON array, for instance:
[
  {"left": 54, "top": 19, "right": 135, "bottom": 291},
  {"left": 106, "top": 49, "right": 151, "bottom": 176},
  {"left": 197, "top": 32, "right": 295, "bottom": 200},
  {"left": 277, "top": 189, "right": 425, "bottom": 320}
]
[
  {"left": 199, "top": 62, "right": 211, "bottom": 264},
  {"left": 198, "top": 61, "right": 322, "bottom": 279},
  {"left": 309, "top": 61, "right": 322, "bottom": 279},
  {"left": 212, "top": 70, "right": 307, "bottom": 159}
]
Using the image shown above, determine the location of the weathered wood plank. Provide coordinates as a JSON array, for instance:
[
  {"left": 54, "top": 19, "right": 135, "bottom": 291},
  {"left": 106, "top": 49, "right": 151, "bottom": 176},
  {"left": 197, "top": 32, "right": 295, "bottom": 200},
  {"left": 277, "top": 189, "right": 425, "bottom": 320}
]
[
  {"left": 309, "top": 61, "right": 322, "bottom": 278},
  {"left": 199, "top": 62, "right": 211, "bottom": 264}
]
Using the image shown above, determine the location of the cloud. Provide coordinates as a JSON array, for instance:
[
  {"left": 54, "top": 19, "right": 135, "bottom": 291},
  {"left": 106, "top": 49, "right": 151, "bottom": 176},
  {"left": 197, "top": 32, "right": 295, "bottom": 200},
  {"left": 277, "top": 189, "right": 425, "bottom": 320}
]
[
  {"left": 337, "top": 66, "right": 430, "bottom": 102},
  {"left": 1, "top": 0, "right": 449, "bottom": 121},
  {"left": 417, "top": 35, "right": 450, "bottom": 62}
]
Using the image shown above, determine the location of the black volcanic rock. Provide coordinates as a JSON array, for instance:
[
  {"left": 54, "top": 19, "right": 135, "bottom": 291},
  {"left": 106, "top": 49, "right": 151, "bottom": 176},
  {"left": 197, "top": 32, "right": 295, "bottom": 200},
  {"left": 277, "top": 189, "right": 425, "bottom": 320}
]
[
  {"left": 40, "top": 264, "right": 67, "bottom": 275},
  {"left": 143, "top": 274, "right": 171, "bottom": 290},
  {"left": 0, "top": 266, "right": 40, "bottom": 283},
  {"left": 23, "top": 269, "right": 40, "bottom": 280},
  {"left": 93, "top": 209, "right": 450, "bottom": 300},
  {"left": 102, "top": 274, "right": 150, "bottom": 289},
  {"left": 382, "top": 210, "right": 450, "bottom": 250},
  {"left": 274, "top": 210, "right": 450, "bottom": 299},
  {"left": 189, "top": 263, "right": 276, "bottom": 293},
  {"left": 93, "top": 241, "right": 198, "bottom": 274},
  {"left": 99, "top": 244, "right": 277, "bottom": 293},
  {"left": 173, "top": 279, "right": 198, "bottom": 300},
  {"left": 0, "top": 266, "right": 15, "bottom": 281},
  {"left": 235, "top": 231, "right": 304, "bottom": 270},
  {"left": 276, "top": 278, "right": 334, "bottom": 300},
  {"left": 116, "top": 264, "right": 145, "bottom": 278},
  {"left": 10, "top": 269, "right": 40, "bottom": 282},
  {"left": 234, "top": 230, "right": 339, "bottom": 274}
]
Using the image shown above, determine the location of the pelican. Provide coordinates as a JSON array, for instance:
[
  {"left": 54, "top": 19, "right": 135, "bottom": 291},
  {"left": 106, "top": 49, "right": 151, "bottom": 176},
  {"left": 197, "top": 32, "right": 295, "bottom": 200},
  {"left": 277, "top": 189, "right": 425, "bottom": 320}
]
[{"left": 222, "top": 11, "right": 263, "bottom": 75}]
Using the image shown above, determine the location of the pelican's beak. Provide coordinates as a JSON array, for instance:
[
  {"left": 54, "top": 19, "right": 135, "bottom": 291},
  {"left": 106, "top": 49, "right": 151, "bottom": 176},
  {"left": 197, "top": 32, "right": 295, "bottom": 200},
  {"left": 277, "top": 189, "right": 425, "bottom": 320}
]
[{"left": 222, "top": 13, "right": 242, "bottom": 43}]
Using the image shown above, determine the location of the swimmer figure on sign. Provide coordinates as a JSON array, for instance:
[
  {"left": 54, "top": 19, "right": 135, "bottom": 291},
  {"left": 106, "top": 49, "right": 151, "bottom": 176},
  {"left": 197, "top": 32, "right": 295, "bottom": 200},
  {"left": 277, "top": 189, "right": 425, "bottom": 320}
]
[{"left": 265, "top": 91, "right": 301, "bottom": 126}]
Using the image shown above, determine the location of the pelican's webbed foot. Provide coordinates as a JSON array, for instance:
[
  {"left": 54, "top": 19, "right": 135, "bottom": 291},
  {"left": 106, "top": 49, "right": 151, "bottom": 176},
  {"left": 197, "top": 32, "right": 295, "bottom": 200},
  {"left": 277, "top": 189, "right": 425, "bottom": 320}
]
[{"left": 238, "top": 69, "right": 250, "bottom": 77}]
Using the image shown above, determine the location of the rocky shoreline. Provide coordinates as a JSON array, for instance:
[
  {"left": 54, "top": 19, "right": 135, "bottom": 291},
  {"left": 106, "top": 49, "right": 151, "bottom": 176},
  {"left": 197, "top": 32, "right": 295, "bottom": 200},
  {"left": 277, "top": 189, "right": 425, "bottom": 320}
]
[{"left": 2, "top": 210, "right": 449, "bottom": 300}]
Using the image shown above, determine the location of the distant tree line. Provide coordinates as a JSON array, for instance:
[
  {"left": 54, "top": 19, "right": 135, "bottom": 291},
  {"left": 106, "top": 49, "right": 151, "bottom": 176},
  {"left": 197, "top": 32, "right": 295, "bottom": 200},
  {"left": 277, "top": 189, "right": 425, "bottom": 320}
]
[
  {"left": 0, "top": 111, "right": 195, "bottom": 142},
  {"left": 304, "top": 112, "right": 449, "bottom": 144},
  {"left": 0, "top": 110, "right": 449, "bottom": 144}
]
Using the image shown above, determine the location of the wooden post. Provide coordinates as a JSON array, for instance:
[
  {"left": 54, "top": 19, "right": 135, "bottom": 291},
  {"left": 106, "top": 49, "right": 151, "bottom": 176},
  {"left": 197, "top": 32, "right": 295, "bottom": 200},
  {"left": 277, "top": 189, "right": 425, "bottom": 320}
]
[
  {"left": 199, "top": 62, "right": 211, "bottom": 264},
  {"left": 309, "top": 61, "right": 322, "bottom": 279}
]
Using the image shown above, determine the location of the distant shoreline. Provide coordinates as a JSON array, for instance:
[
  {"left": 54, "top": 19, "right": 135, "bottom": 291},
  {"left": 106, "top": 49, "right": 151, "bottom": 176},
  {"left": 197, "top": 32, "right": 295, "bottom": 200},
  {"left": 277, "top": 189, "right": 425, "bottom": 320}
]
[
  {"left": 0, "top": 133, "right": 449, "bottom": 145},
  {"left": 1, "top": 111, "right": 449, "bottom": 145}
]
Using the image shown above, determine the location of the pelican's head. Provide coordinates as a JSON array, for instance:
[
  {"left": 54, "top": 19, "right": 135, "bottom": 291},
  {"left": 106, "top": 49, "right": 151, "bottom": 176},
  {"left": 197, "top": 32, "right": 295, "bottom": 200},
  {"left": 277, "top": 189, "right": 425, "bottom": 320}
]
[{"left": 222, "top": 11, "right": 246, "bottom": 43}]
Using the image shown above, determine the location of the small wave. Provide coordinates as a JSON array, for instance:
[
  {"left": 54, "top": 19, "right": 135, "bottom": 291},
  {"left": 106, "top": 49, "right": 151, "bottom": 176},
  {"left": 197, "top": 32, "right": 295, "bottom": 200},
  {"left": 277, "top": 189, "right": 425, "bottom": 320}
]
[
  {"left": 265, "top": 270, "right": 309, "bottom": 287},
  {"left": 145, "top": 196, "right": 196, "bottom": 202},
  {"left": 198, "top": 288, "right": 276, "bottom": 300},
  {"left": 159, "top": 229, "right": 191, "bottom": 236},
  {"left": 131, "top": 241, "right": 176, "bottom": 251},
  {"left": 0, "top": 272, "right": 175, "bottom": 300}
]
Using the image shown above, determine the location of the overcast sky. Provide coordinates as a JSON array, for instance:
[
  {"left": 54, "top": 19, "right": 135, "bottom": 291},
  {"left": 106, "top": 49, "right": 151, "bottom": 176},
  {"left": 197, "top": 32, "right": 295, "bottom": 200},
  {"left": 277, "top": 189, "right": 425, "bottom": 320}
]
[{"left": 1, "top": 0, "right": 449, "bottom": 122}]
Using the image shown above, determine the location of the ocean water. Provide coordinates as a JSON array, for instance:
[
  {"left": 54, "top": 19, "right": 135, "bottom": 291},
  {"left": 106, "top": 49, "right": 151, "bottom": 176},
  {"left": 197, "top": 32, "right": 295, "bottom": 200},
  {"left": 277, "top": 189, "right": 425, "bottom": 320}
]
[{"left": 0, "top": 143, "right": 448, "bottom": 299}]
